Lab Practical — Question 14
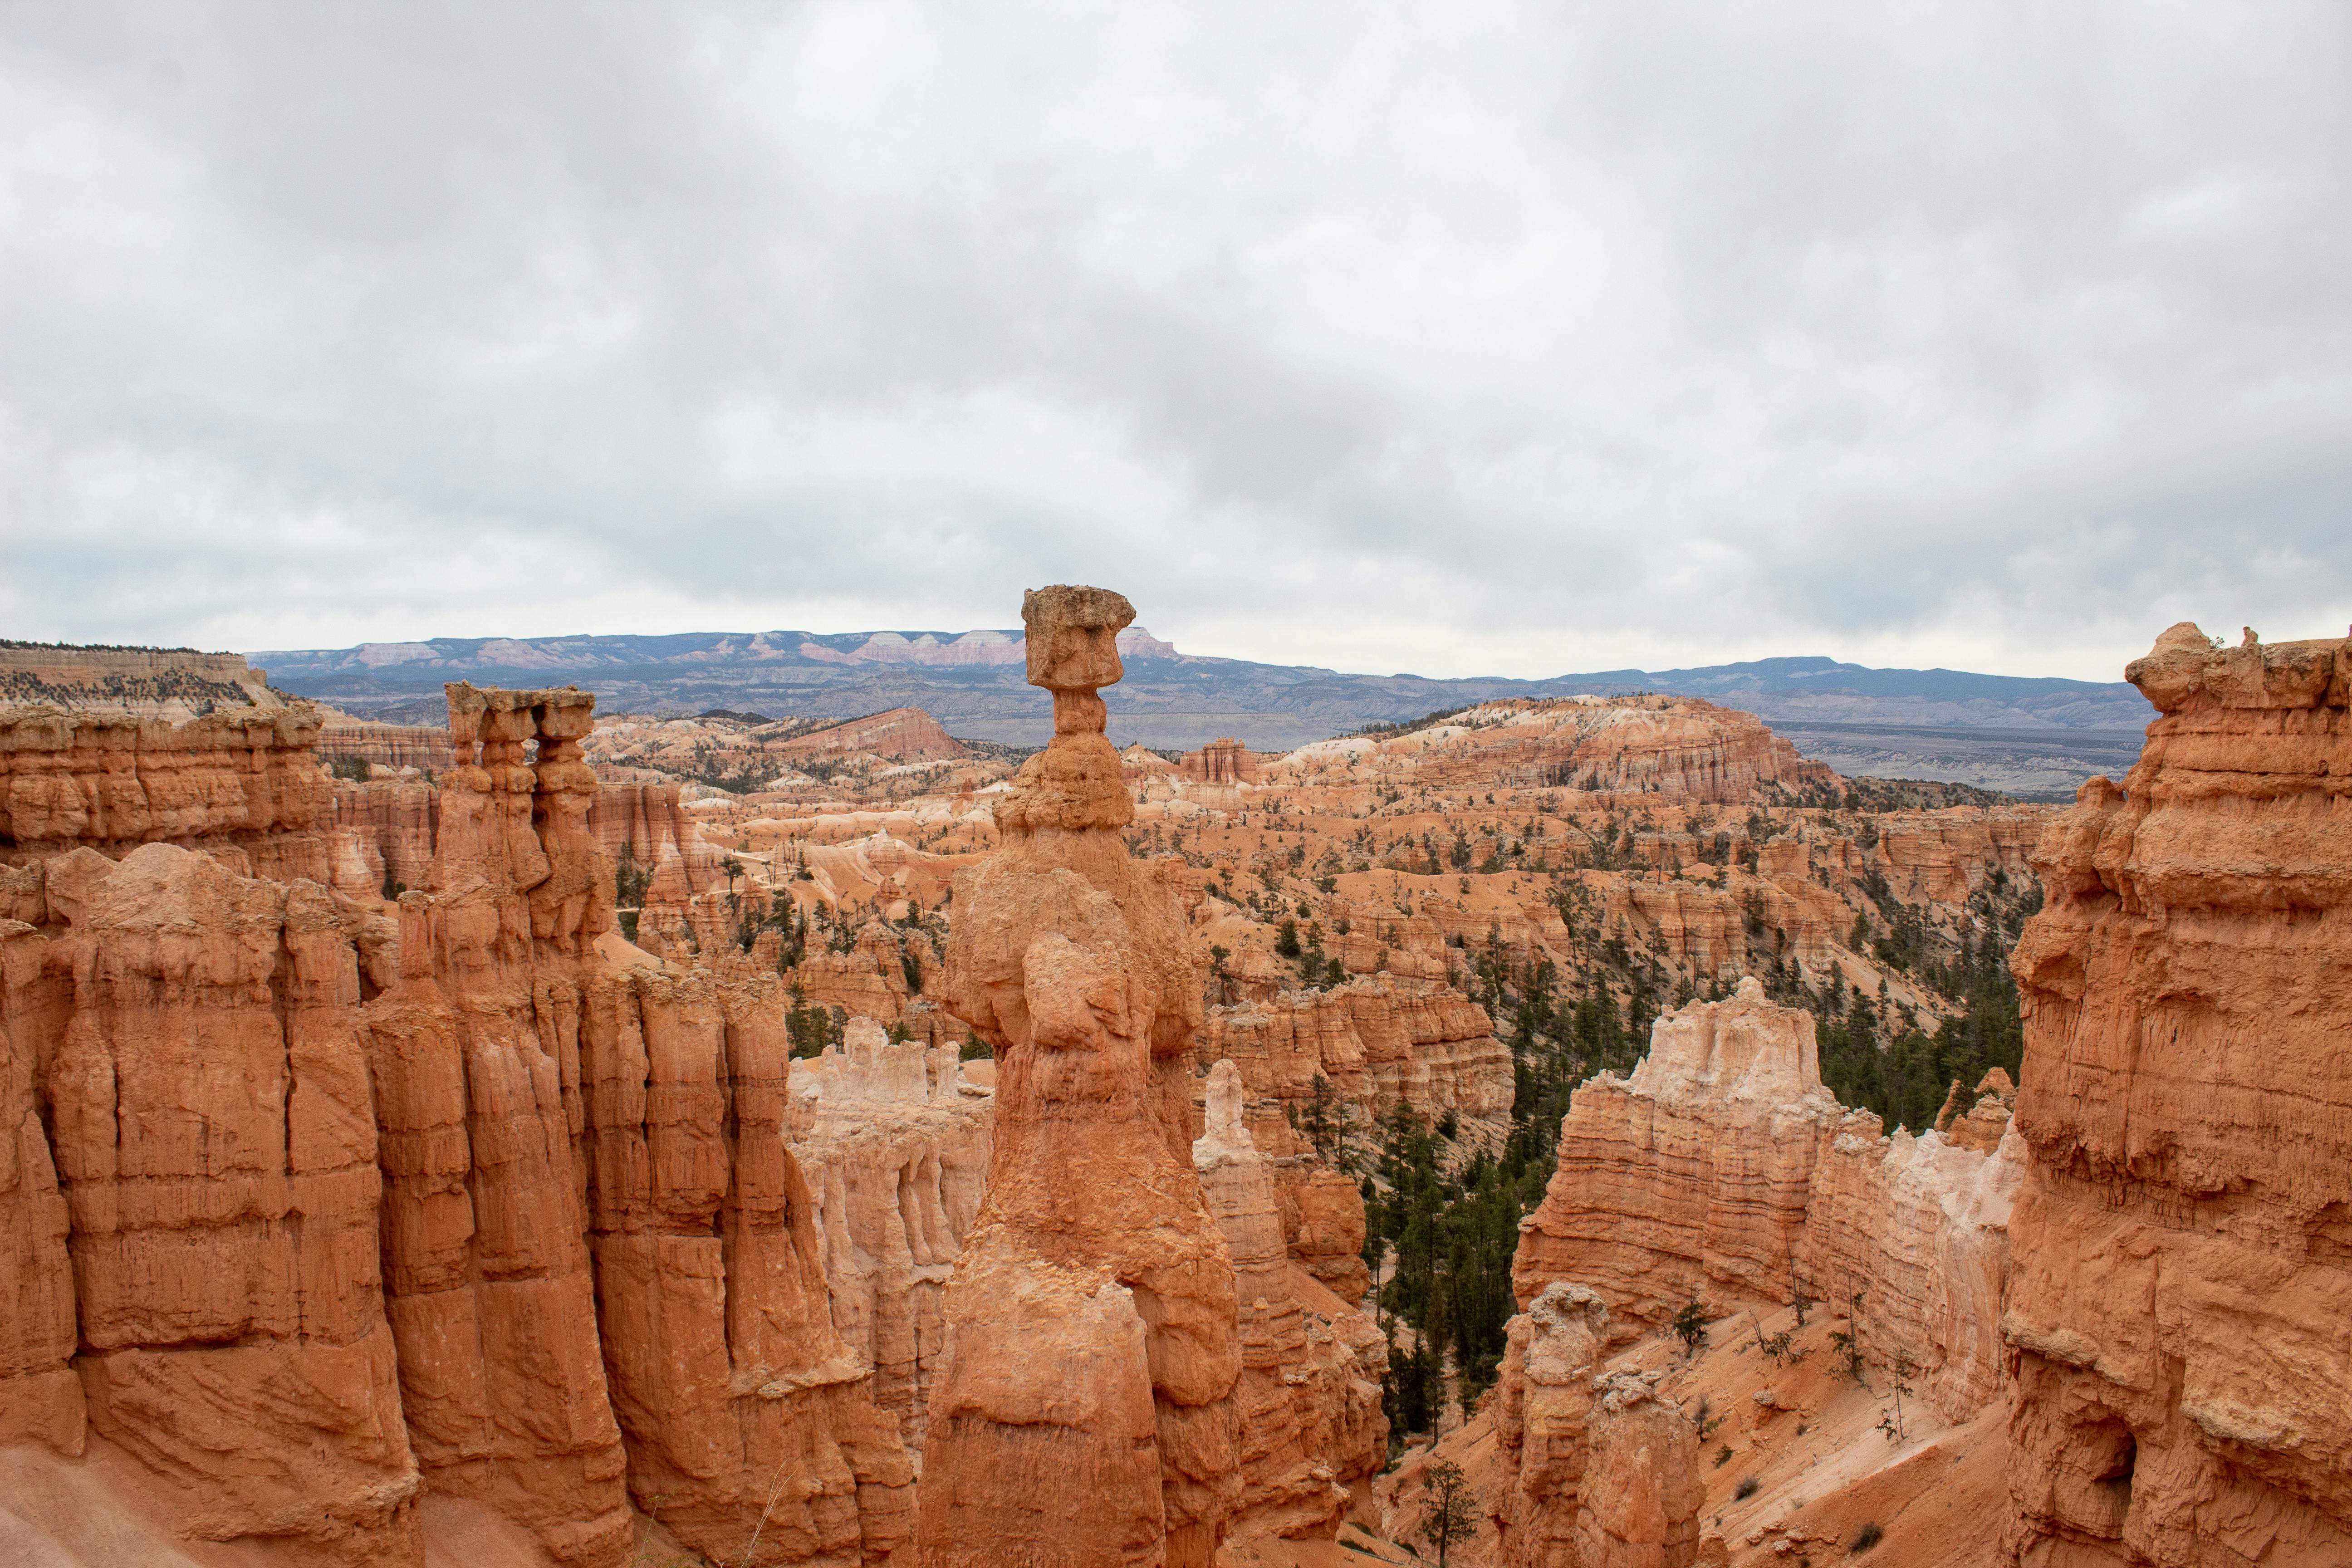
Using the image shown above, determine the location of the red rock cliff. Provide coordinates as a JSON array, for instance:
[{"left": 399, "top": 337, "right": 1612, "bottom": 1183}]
[
  {"left": 1, "top": 705, "right": 334, "bottom": 882},
  {"left": 0, "top": 686, "right": 919, "bottom": 1567},
  {"left": 2001, "top": 625, "right": 2352, "bottom": 1566},
  {"left": 1513, "top": 980, "right": 2024, "bottom": 1422}
]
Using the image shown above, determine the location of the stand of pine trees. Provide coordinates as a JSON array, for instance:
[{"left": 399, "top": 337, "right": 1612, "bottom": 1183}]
[{"left": 1362, "top": 877, "right": 2035, "bottom": 1452}]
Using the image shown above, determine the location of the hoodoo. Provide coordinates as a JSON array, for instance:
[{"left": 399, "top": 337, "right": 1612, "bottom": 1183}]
[{"left": 916, "top": 587, "right": 1244, "bottom": 1566}]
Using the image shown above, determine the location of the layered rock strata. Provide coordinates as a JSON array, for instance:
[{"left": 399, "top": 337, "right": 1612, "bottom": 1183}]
[
  {"left": 589, "top": 779, "right": 692, "bottom": 869},
  {"left": 795, "top": 1019, "right": 994, "bottom": 1454},
  {"left": 358, "top": 683, "right": 637, "bottom": 1565},
  {"left": 578, "top": 971, "right": 915, "bottom": 1565},
  {"left": 1264, "top": 696, "right": 1838, "bottom": 803},
  {"left": 1, "top": 704, "right": 333, "bottom": 880},
  {"left": 1181, "top": 739, "right": 1261, "bottom": 786},
  {"left": 1191, "top": 1060, "right": 1387, "bottom": 1539},
  {"left": 332, "top": 775, "right": 441, "bottom": 894},
  {"left": 774, "top": 707, "right": 970, "bottom": 765},
  {"left": 0, "top": 645, "right": 279, "bottom": 715},
  {"left": 2000, "top": 625, "right": 2352, "bottom": 1566},
  {"left": 369, "top": 682, "right": 914, "bottom": 1566},
  {"left": 1494, "top": 1283, "right": 1704, "bottom": 1568},
  {"left": 0, "top": 684, "right": 923, "bottom": 1567},
  {"left": 318, "top": 715, "right": 457, "bottom": 773},
  {"left": 917, "top": 587, "right": 1243, "bottom": 1567},
  {"left": 3, "top": 843, "right": 421, "bottom": 1561},
  {"left": 1199, "top": 979, "right": 1513, "bottom": 1138},
  {"left": 0, "top": 903, "right": 77, "bottom": 1455},
  {"left": 1512, "top": 980, "right": 2024, "bottom": 1421}
]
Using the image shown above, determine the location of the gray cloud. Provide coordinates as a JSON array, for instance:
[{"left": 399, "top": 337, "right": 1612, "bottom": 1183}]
[{"left": 4, "top": 1, "right": 2347, "bottom": 681}]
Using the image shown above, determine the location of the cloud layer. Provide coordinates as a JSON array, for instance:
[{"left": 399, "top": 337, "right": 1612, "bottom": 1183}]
[{"left": 5, "top": 1, "right": 2347, "bottom": 680}]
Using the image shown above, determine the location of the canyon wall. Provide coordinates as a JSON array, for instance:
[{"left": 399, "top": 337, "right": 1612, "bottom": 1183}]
[
  {"left": 7, "top": 843, "right": 420, "bottom": 1563},
  {"left": 2000, "top": 625, "right": 2352, "bottom": 1566},
  {"left": 1265, "top": 695, "right": 1840, "bottom": 803},
  {"left": 1, "top": 704, "right": 334, "bottom": 881},
  {"left": 577, "top": 968, "right": 915, "bottom": 1565},
  {"left": 1200, "top": 977, "right": 1513, "bottom": 1139},
  {"left": 1191, "top": 1060, "right": 1387, "bottom": 1539},
  {"left": 1181, "top": 739, "right": 1262, "bottom": 785},
  {"left": 318, "top": 715, "right": 457, "bottom": 773},
  {"left": 0, "top": 646, "right": 278, "bottom": 715},
  {"left": 795, "top": 1020, "right": 994, "bottom": 1455},
  {"left": 592, "top": 779, "right": 694, "bottom": 868},
  {"left": 0, "top": 684, "right": 917, "bottom": 1568},
  {"left": 1492, "top": 1282, "right": 1706, "bottom": 1568},
  {"left": 774, "top": 707, "right": 970, "bottom": 765},
  {"left": 331, "top": 773, "right": 689, "bottom": 902},
  {"left": 332, "top": 776, "right": 441, "bottom": 894},
  {"left": 1512, "top": 979, "right": 2024, "bottom": 1423}
]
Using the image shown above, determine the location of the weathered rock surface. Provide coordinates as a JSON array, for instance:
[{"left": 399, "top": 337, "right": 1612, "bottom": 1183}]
[
  {"left": 0, "top": 644, "right": 279, "bottom": 716},
  {"left": 1514, "top": 979, "right": 2024, "bottom": 1421},
  {"left": 1264, "top": 696, "right": 1839, "bottom": 804},
  {"left": 1574, "top": 1371, "right": 1705, "bottom": 1568},
  {"left": 589, "top": 779, "right": 692, "bottom": 869},
  {"left": 358, "top": 683, "right": 635, "bottom": 1566},
  {"left": 1, "top": 705, "right": 333, "bottom": 881},
  {"left": 318, "top": 714, "right": 457, "bottom": 773},
  {"left": 774, "top": 707, "right": 971, "bottom": 765},
  {"left": 10, "top": 843, "right": 422, "bottom": 1563},
  {"left": 0, "top": 900, "right": 85, "bottom": 1456},
  {"left": 1181, "top": 739, "right": 1263, "bottom": 786},
  {"left": 917, "top": 586, "right": 1243, "bottom": 1567},
  {"left": 0, "top": 683, "right": 926, "bottom": 1567},
  {"left": 1494, "top": 1281, "right": 1613, "bottom": 1567},
  {"left": 2000, "top": 625, "right": 2352, "bottom": 1567},
  {"left": 1192, "top": 1060, "right": 1387, "bottom": 1540},
  {"left": 1199, "top": 978, "right": 1513, "bottom": 1141},
  {"left": 1494, "top": 1283, "right": 1705, "bottom": 1568},
  {"left": 796, "top": 1019, "right": 994, "bottom": 1455},
  {"left": 1283, "top": 1163, "right": 1373, "bottom": 1303},
  {"left": 579, "top": 971, "right": 915, "bottom": 1565},
  {"left": 331, "top": 775, "right": 440, "bottom": 895}
]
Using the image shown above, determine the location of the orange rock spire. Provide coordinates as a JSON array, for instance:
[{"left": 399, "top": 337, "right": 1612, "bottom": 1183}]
[{"left": 917, "top": 587, "right": 1244, "bottom": 1566}]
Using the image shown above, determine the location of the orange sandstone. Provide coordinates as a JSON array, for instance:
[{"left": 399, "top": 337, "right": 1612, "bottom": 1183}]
[
  {"left": 917, "top": 587, "right": 1243, "bottom": 1568},
  {"left": 2000, "top": 625, "right": 2352, "bottom": 1566}
]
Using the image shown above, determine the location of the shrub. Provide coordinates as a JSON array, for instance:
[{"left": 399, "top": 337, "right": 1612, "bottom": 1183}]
[
  {"left": 1735, "top": 1476, "right": 1760, "bottom": 1501},
  {"left": 1851, "top": 1523, "right": 1884, "bottom": 1554},
  {"left": 1673, "top": 1298, "right": 1716, "bottom": 1357}
]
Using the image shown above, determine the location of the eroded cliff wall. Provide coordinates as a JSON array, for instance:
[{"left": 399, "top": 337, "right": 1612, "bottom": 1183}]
[
  {"left": 2001, "top": 625, "right": 2352, "bottom": 1566},
  {"left": 1191, "top": 1060, "right": 1387, "bottom": 1539},
  {"left": 1512, "top": 979, "right": 2024, "bottom": 1423},
  {"left": 795, "top": 1021, "right": 994, "bottom": 1456},
  {"left": 1, "top": 705, "right": 334, "bottom": 881},
  {"left": 0, "top": 685, "right": 918, "bottom": 1568}
]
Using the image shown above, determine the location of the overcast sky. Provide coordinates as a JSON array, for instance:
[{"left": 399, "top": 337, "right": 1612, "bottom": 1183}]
[{"left": 5, "top": 3, "right": 2347, "bottom": 682}]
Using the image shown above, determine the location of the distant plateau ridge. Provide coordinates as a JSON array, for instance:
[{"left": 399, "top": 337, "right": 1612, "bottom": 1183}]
[{"left": 248, "top": 628, "right": 2155, "bottom": 800}]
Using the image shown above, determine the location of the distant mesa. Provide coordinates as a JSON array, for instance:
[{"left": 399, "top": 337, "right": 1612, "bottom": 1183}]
[
  {"left": 247, "top": 628, "right": 2154, "bottom": 795},
  {"left": 0, "top": 641, "right": 283, "bottom": 718}
]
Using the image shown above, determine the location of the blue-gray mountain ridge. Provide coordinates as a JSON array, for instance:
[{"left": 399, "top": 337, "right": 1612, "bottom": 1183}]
[{"left": 254, "top": 628, "right": 2151, "bottom": 799}]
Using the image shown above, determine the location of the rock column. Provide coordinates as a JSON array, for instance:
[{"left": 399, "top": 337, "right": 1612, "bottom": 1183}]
[
  {"left": 361, "top": 684, "right": 633, "bottom": 1567},
  {"left": 916, "top": 587, "right": 1242, "bottom": 1567},
  {"left": 1192, "top": 1059, "right": 1387, "bottom": 1539},
  {"left": 2001, "top": 625, "right": 2352, "bottom": 1565}
]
